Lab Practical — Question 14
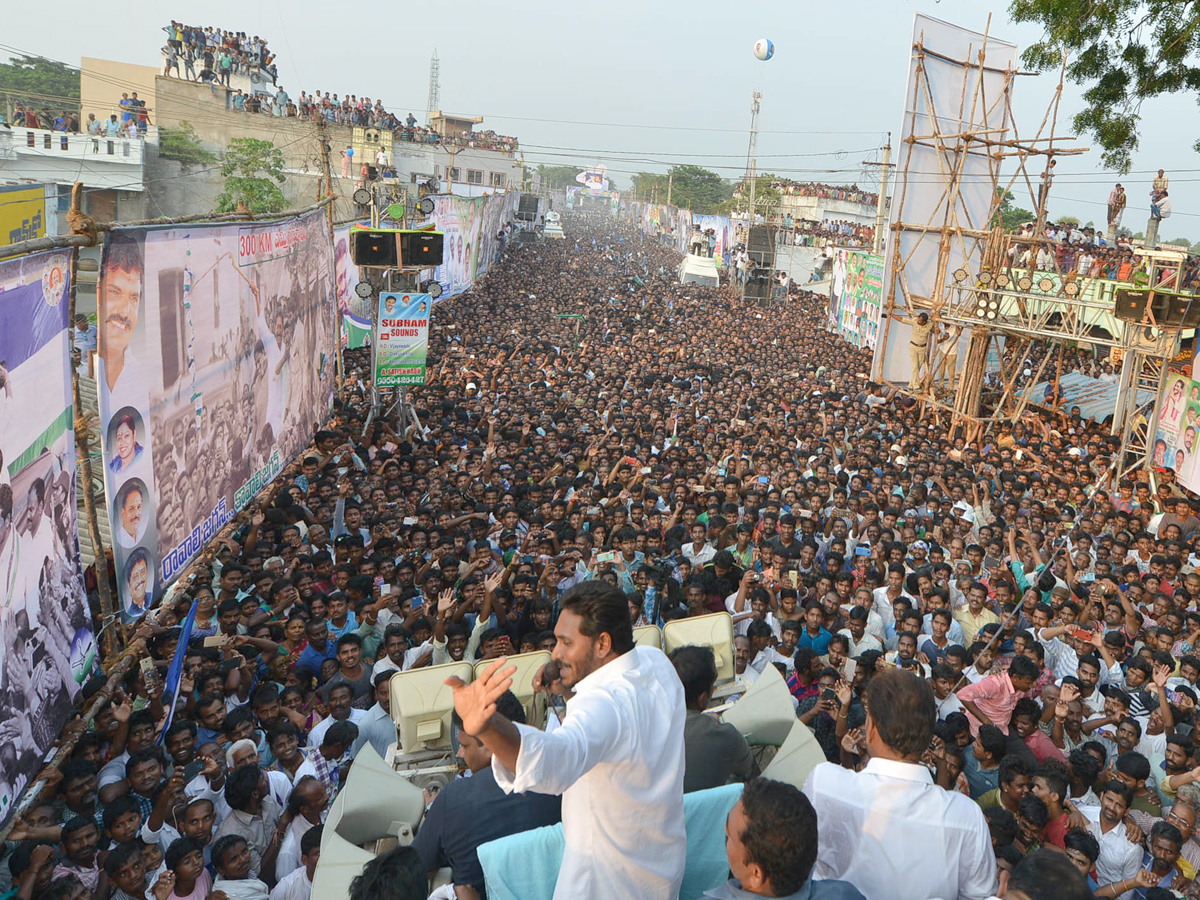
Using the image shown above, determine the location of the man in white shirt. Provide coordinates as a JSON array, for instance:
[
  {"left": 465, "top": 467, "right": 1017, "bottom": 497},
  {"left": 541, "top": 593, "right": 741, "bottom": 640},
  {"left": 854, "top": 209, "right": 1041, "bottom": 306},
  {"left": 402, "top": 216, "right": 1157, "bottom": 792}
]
[
  {"left": 447, "top": 581, "right": 686, "bottom": 900},
  {"left": 1080, "top": 781, "right": 1143, "bottom": 898},
  {"left": 275, "top": 776, "right": 326, "bottom": 879},
  {"left": 269, "top": 824, "right": 320, "bottom": 900},
  {"left": 803, "top": 669, "right": 997, "bottom": 900}
]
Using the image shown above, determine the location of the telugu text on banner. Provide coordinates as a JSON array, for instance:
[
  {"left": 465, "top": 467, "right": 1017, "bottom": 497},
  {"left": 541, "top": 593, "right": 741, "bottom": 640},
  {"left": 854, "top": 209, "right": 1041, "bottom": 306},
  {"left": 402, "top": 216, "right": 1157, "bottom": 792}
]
[
  {"left": 374, "top": 292, "right": 430, "bottom": 387},
  {"left": 97, "top": 211, "right": 337, "bottom": 617}
]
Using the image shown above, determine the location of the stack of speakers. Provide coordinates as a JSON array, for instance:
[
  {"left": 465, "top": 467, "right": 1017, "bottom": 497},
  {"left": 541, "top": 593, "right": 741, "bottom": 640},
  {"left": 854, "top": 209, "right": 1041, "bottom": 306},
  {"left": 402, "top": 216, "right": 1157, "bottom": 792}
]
[
  {"left": 743, "top": 225, "right": 776, "bottom": 303},
  {"left": 516, "top": 194, "right": 539, "bottom": 222},
  {"left": 1114, "top": 288, "right": 1200, "bottom": 329}
]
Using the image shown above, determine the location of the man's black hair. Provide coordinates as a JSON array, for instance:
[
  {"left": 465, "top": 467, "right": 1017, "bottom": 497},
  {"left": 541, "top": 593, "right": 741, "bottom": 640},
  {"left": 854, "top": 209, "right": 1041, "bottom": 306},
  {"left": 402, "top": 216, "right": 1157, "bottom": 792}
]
[
  {"left": 212, "top": 834, "right": 248, "bottom": 870},
  {"left": 669, "top": 645, "right": 718, "bottom": 708},
  {"left": 1005, "top": 849, "right": 1092, "bottom": 900},
  {"left": 347, "top": 846, "right": 426, "bottom": 900},
  {"left": 736, "top": 778, "right": 819, "bottom": 895},
  {"left": 984, "top": 805, "right": 1018, "bottom": 846}
]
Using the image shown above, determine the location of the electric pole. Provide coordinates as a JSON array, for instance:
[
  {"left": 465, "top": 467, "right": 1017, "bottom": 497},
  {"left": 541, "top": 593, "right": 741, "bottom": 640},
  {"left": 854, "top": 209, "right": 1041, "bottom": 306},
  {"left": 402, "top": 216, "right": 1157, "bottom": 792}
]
[
  {"left": 864, "top": 134, "right": 893, "bottom": 256},
  {"left": 667, "top": 171, "right": 673, "bottom": 206}
]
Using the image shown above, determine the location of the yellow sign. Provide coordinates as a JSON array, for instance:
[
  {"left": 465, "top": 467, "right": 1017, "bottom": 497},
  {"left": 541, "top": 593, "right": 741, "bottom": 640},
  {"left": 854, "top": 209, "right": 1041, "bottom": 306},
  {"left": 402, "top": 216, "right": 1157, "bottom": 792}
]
[{"left": 0, "top": 185, "right": 46, "bottom": 248}]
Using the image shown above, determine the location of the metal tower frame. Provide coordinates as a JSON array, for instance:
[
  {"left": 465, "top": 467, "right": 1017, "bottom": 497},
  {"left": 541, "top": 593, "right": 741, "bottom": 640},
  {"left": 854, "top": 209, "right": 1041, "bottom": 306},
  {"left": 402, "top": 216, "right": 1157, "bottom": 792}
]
[{"left": 426, "top": 51, "right": 440, "bottom": 127}]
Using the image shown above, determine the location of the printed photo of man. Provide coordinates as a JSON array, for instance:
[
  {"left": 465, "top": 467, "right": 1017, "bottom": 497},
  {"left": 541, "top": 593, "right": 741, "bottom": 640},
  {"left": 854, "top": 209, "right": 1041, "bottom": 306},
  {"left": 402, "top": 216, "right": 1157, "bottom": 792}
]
[
  {"left": 122, "top": 547, "right": 152, "bottom": 619},
  {"left": 114, "top": 479, "right": 149, "bottom": 549},
  {"left": 98, "top": 234, "right": 145, "bottom": 398}
]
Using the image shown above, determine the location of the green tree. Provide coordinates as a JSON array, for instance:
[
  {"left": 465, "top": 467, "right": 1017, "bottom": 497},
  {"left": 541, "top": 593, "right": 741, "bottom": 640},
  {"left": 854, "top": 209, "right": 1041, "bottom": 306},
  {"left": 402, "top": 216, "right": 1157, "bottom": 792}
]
[
  {"left": 1009, "top": 0, "right": 1200, "bottom": 172},
  {"left": 1057, "top": 215, "right": 1081, "bottom": 228},
  {"left": 535, "top": 165, "right": 583, "bottom": 191},
  {"left": 662, "top": 165, "right": 733, "bottom": 214},
  {"left": 991, "top": 189, "right": 1035, "bottom": 231},
  {"left": 0, "top": 54, "right": 80, "bottom": 112},
  {"left": 631, "top": 172, "right": 670, "bottom": 202},
  {"left": 216, "top": 138, "right": 286, "bottom": 215},
  {"left": 157, "top": 121, "right": 216, "bottom": 167},
  {"left": 727, "top": 172, "right": 782, "bottom": 215}
]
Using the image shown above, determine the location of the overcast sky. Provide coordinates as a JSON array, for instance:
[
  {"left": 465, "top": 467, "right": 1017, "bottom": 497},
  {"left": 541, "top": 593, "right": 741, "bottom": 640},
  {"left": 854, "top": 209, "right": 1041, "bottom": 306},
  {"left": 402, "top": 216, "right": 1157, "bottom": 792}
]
[{"left": 6, "top": 0, "right": 1199, "bottom": 238}]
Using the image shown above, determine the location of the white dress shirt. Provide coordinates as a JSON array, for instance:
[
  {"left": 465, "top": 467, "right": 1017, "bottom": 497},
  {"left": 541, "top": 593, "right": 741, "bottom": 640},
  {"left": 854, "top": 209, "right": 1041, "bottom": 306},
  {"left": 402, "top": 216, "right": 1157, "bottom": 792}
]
[
  {"left": 275, "top": 812, "right": 320, "bottom": 880},
  {"left": 268, "top": 866, "right": 311, "bottom": 900},
  {"left": 1081, "top": 806, "right": 1142, "bottom": 899},
  {"left": 306, "top": 707, "right": 368, "bottom": 749},
  {"left": 803, "top": 757, "right": 997, "bottom": 900},
  {"left": 492, "top": 645, "right": 686, "bottom": 900}
]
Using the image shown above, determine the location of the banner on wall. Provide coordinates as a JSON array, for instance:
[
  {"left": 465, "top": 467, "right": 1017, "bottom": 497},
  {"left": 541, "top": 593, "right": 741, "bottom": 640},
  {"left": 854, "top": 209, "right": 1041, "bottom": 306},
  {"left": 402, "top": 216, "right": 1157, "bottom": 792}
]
[
  {"left": 0, "top": 249, "right": 93, "bottom": 821},
  {"left": 829, "top": 249, "right": 884, "bottom": 350},
  {"left": 0, "top": 185, "right": 48, "bottom": 251},
  {"left": 1153, "top": 372, "right": 1200, "bottom": 488},
  {"left": 419, "top": 193, "right": 514, "bottom": 299},
  {"left": 97, "top": 211, "right": 337, "bottom": 616},
  {"left": 691, "top": 214, "right": 735, "bottom": 263},
  {"left": 375, "top": 292, "right": 430, "bottom": 387},
  {"left": 333, "top": 223, "right": 370, "bottom": 348}
]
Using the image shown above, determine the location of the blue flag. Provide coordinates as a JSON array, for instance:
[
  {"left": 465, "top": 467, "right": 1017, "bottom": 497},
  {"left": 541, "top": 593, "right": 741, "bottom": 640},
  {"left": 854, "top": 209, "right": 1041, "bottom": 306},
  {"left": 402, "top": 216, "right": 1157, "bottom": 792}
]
[{"left": 156, "top": 598, "right": 199, "bottom": 744}]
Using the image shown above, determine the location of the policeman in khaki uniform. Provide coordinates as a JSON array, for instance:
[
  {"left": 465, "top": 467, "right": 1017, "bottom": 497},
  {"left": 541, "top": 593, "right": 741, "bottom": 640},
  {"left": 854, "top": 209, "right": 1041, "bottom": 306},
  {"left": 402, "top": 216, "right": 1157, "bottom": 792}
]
[{"left": 894, "top": 308, "right": 937, "bottom": 391}]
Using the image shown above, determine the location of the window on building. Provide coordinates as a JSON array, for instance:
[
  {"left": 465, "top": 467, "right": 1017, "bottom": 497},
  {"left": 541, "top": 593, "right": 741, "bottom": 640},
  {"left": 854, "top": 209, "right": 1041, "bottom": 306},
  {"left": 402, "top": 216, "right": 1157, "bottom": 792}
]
[
  {"left": 489, "top": 172, "right": 505, "bottom": 187},
  {"left": 449, "top": 167, "right": 461, "bottom": 182},
  {"left": 467, "top": 169, "right": 484, "bottom": 185}
]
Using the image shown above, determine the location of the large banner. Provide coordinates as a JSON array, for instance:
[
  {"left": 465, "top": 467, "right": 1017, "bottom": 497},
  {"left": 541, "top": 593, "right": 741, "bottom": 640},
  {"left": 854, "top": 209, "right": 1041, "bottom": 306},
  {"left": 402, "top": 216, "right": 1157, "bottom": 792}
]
[
  {"left": 474, "top": 192, "right": 515, "bottom": 283},
  {"left": 422, "top": 195, "right": 483, "bottom": 299},
  {"left": 829, "top": 249, "right": 884, "bottom": 350},
  {"left": 0, "top": 250, "right": 93, "bottom": 820},
  {"left": 375, "top": 292, "right": 430, "bottom": 386},
  {"left": 1154, "top": 372, "right": 1200, "bottom": 490},
  {"left": 98, "top": 211, "right": 337, "bottom": 616},
  {"left": 871, "top": 15, "right": 1017, "bottom": 385},
  {"left": 333, "top": 223, "right": 370, "bottom": 349},
  {"left": 420, "top": 193, "right": 514, "bottom": 300},
  {"left": 691, "top": 214, "right": 735, "bottom": 263}
]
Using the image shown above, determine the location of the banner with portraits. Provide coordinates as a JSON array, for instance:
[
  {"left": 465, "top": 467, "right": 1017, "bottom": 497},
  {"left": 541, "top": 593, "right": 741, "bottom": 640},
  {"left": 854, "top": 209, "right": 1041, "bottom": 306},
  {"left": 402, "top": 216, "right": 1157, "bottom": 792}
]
[
  {"left": 421, "top": 195, "right": 484, "bottom": 299},
  {"left": 97, "top": 211, "right": 337, "bottom": 617},
  {"left": 419, "top": 193, "right": 515, "bottom": 301},
  {"left": 1153, "top": 371, "right": 1200, "bottom": 491},
  {"left": 333, "top": 223, "right": 370, "bottom": 349},
  {"left": 0, "top": 250, "right": 93, "bottom": 821},
  {"left": 374, "top": 292, "right": 430, "bottom": 387},
  {"left": 829, "top": 249, "right": 885, "bottom": 350}
]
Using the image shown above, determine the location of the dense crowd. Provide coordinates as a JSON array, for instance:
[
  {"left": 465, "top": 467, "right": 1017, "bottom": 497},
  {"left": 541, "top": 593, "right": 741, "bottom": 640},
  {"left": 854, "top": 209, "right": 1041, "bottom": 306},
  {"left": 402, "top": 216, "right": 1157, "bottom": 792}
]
[
  {"left": 770, "top": 181, "right": 880, "bottom": 208},
  {"left": 160, "top": 22, "right": 278, "bottom": 86},
  {"left": 776, "top": 221, "right": 876, "bottom": 249},
  {"left": 1011, "top": 219, "right": 1200, "bottom": 291},
  {"left": 10, "top": 208, "right": 1200, "bottom": 900}
]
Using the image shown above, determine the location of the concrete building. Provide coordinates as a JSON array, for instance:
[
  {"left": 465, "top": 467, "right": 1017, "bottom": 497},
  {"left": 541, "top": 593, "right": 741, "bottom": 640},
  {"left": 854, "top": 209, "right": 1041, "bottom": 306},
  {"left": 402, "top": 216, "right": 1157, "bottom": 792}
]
[
  {"left": 80, "top": 60, "right": 521, "bottom": 219},
  {"left": 771, "top": 182, "right": 881, "bottom": 228},
  {"left": 0, "top": 124, "right": 148, "bottom": 245}
]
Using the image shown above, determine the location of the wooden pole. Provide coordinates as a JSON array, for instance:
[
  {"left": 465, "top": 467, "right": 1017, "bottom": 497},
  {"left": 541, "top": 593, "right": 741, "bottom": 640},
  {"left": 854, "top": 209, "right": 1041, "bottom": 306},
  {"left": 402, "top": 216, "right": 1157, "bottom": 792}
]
[
  {"left": 315, "top": 117, "right": 344, "bottom": 401},
  {"left": 66, "top": 183, "right": 121, "bottom": 659}
]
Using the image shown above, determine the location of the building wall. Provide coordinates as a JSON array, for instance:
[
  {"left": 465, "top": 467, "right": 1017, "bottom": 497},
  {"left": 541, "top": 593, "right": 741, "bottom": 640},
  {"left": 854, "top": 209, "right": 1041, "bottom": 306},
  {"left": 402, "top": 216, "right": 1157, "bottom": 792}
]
[
  {"left": 780, "top": 195, "right": 880, "bottom": 226},
  {"left": 81, "top": 58, "right": 160, "bottom": 123},
  {"left": 152, "top": 77, "right": 521, "bottom": 211}
]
